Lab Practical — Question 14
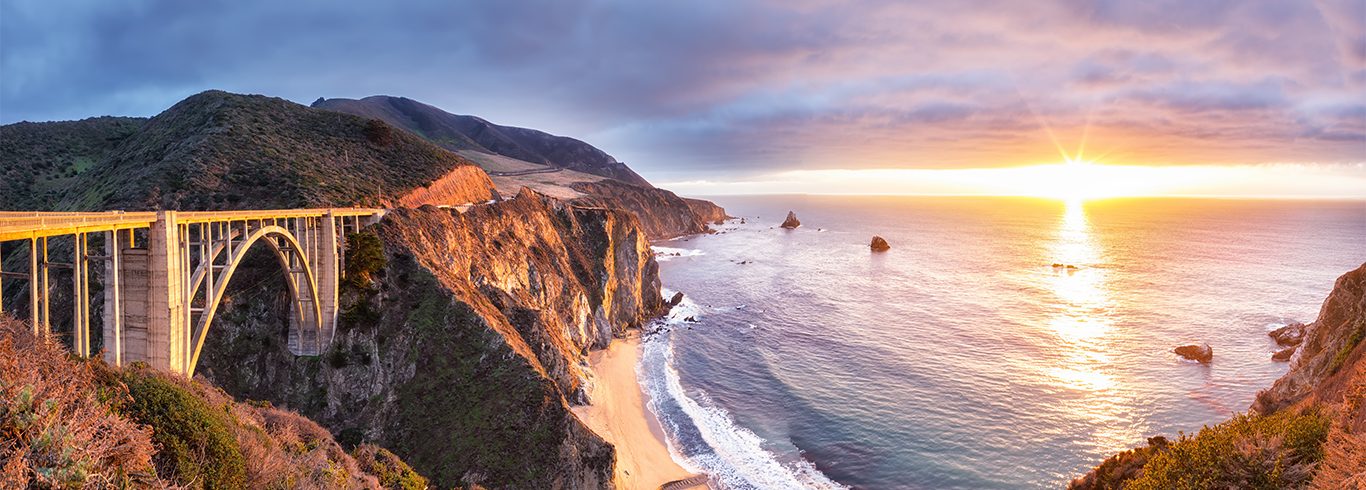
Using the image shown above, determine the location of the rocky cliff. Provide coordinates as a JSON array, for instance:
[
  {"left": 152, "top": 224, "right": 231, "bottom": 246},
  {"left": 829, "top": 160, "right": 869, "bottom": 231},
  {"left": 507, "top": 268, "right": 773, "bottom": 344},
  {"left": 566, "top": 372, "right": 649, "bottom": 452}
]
[
  {"left": 569, "top": 180, "right": 716, "bottom": 240},
  {"left": 1254, "top": 262, "right": 1366, "bottom": 414},
  {"left": 196, "top": 188, "right": 664, "bottom": 489},
  {"left": 4, "top": 89, "right": 695, "bottom": 489},
  {"left": 683, "top": 197, "right": 732, "bottom": 224}
]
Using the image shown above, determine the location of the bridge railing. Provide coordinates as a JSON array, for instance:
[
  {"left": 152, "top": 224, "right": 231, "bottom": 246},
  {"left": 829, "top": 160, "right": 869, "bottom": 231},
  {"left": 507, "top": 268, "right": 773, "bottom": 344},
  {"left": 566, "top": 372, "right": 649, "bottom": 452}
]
[{"left": 0, "top": 208, "right": 386, "bottom": 376}]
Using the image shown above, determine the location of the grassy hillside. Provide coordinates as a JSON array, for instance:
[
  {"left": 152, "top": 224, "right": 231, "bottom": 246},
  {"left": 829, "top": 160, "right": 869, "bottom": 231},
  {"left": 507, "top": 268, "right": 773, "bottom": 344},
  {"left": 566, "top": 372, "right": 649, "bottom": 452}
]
[
  {"left": 314, "top": 96, "right": 652, "bottom": 187},
  {"left": 0, "top": 116, "right": 146, "bottom": 210},
  {"left": 2, "top": 90, "right": 496, "bottom": 212}
]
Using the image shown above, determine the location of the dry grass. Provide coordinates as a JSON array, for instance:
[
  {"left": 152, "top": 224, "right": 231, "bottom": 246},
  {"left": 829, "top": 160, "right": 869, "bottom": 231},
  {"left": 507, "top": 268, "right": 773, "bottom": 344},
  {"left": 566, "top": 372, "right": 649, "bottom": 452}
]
[
  {"left": 1311, "top": 361, "right": 1366, "bottom": 489},
  {"left": 0, "top": 316, "right": 160, "bottom": 489},
  {"left": 0, "top": 315, "right": 424, "bottom": 489}
]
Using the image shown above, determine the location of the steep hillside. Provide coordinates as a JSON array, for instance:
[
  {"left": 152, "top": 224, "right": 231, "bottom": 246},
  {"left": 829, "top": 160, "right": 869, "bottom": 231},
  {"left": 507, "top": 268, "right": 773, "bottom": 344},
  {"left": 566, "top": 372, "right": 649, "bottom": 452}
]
[
  {"left": 0, "top": 116, "right": 146, "bottom": 210},
  {"left": 52, "top": 90, "right": 497, "bottom": 212},
  {"left": 313, "top": 96, "right": 651, "bottom": 187},
  {"left": 195, "top": 189, "right": 662, "bottom": 488}
]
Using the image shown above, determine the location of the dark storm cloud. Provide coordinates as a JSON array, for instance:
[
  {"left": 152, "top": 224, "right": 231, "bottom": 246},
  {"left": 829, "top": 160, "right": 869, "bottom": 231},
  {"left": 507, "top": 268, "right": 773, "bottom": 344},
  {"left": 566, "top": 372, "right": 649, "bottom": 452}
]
[{"left": 2, "top": 0, "right": 1362, "bottom": 179}]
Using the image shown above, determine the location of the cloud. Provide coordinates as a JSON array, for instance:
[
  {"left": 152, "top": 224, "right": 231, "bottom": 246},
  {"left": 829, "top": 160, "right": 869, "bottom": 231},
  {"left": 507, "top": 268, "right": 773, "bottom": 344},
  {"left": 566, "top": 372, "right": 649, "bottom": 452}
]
[{"left": 2, "top": 0, "right": 1362, "bottom": 180}]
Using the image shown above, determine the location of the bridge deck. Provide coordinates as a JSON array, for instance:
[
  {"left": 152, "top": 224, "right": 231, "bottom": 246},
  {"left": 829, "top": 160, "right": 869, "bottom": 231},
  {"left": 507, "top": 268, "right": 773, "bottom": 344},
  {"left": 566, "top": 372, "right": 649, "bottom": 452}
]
[{"left": 0, "top": 208, "right": 385, "bottom": 241}]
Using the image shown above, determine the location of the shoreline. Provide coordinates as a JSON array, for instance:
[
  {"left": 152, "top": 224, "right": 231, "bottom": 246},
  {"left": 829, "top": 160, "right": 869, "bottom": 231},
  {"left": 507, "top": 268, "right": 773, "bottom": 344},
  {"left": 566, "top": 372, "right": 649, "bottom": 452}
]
[{"left": 572, "top": 330, "right": 699, "bottom": 489}]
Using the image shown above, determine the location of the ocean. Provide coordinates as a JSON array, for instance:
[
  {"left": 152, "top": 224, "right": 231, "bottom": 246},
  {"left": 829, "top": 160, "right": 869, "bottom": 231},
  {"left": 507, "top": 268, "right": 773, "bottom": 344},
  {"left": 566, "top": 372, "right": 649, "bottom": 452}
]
[{"left": 639, "top": 195, "right": 1366, "bottom": 490}]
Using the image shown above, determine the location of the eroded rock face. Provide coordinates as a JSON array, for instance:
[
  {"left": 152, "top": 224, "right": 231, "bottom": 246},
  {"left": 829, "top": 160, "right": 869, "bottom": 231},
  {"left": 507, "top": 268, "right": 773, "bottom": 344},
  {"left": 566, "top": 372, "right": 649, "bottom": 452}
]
[
  {"left": 1174, "top": 343, "right": 1213, "bottom": 363},
  {"left": 1255, "top": 262, "right": 1366, "bottom": 412},
  {"left": 781, "top": 211, "right": 801, "bottom": 229},
  {"left": 197, "top": 188, "right": 664, "bottom": 489},
  {"left": 570, "top": 179, "right": 719, "bottom": 240},
  {"left": 683, "top": 197, "right": 731, "bottom": 224}
]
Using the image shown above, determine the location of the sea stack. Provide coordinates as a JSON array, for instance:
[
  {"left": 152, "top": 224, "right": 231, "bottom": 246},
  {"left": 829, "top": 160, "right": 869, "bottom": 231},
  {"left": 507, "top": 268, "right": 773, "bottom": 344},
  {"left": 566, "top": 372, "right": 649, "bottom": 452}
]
[
  {"left": 1174, "top": 343, "right": 1213, "bottom": 363},
  {"left": 870, "top": 236, "right": 891, "bottom": 251},
  {"left": 781, "top": 211, "right": 801, "bottom": 229}
]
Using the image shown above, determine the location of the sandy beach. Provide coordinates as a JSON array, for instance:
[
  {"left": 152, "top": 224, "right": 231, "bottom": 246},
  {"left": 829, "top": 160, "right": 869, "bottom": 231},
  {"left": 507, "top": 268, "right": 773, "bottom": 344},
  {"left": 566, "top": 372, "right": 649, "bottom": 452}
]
[{"left": 572, "top": 331, "right": 699, "bottom": 489}]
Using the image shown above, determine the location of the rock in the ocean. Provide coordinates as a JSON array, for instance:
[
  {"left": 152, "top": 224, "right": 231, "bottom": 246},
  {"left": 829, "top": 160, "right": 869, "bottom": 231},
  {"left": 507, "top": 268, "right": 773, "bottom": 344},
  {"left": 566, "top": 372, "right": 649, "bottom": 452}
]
[
  {"left": 669, "top": 291, "right": 685, "bottom": 307},
  {"left": 1268, "top": 322, "right": 1306, "bottom": 347},
  {"left": 1174, "top": 343, "right": 1213, "bottom": 363},
  {"left": 781, "top": 211, "right": 801, "bottom": 229},
  {"left": 870, "top": 236, "right": 891, "bottom": 251},
  {"left": 1272, "top": 346, "right": 1297, "bottom": 362}
]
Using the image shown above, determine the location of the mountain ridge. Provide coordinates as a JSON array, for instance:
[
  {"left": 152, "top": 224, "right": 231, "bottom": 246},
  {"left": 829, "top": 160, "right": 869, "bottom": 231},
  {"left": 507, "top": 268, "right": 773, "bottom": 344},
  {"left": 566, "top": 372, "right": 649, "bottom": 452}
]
[{"left": 313, "top": 95, "right": 651, "bottom": 187}]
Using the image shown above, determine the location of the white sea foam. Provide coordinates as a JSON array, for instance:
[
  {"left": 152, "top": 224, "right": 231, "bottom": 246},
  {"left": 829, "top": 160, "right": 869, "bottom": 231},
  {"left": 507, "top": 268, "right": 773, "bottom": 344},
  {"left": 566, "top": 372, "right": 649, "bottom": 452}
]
[
  {"left": 653, "top": 246, "right": 706, "bottom": 262},
  {"left": 639, "top": 292, "right": 849, "bottom": 490}
]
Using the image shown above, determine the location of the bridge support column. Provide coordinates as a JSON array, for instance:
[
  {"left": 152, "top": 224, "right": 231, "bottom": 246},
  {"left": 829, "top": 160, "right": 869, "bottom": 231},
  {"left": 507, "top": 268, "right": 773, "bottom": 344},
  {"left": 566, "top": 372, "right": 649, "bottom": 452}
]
[
  {"left": 318, "top": 211, "right": 339, "bottom": 348},
  {"left": 102, "top": 230, "right": 124, "bottom": 367},
  {"left": 148, "top": 211, "right": 187, "bottom": 375}
]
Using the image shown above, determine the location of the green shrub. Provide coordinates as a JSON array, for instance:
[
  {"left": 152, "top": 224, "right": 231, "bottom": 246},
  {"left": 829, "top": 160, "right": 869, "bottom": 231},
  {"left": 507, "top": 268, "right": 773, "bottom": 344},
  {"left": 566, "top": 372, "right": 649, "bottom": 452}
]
[
  {"left": 343, "top": 232, "right": 386, "bottom": 292},
  {"left": 1125, "top": 404, "right": 1332, "bottom": 490},
  {"left": 1329, "top": 320, "right": 1366, "bottom": 374},
  {"left": 353, "top": 444, "right": 428, "bottom": 490},
  {"left": 118, "top": 366, "right": 246, "bottom": 489}
]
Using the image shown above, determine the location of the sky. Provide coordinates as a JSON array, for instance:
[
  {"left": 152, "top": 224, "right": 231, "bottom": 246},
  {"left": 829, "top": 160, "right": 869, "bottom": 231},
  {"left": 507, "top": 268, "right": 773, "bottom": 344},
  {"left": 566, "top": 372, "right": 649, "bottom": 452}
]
[{"left": 2, "top": 0, "right": 1364, "bottom": 196}]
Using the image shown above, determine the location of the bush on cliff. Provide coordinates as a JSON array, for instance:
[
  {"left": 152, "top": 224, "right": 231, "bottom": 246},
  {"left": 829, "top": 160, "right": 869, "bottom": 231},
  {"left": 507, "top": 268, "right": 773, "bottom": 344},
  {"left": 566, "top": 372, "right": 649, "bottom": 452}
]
[
  {"left": 343, "top": 232, "right": 387, "bottom": 292},
  {"left": 1068, "top": 436, "right": 1170, "bottom": 490},
  {"left": 352, "top": 444, "right": 428, "bottom": 490},
  {"left": 1124, "top": 404, "right": 1332, "bottom": 490},
  {"left": 117, "top": 363, "right": 248, "bottom": 489}
]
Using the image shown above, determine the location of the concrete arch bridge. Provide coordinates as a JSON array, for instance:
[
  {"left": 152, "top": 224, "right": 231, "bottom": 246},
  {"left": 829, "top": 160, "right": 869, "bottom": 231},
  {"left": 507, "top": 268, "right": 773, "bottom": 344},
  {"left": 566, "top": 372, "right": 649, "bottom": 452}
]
[{"left": 0, "top": 209, "right": 384, "bottom": 376}]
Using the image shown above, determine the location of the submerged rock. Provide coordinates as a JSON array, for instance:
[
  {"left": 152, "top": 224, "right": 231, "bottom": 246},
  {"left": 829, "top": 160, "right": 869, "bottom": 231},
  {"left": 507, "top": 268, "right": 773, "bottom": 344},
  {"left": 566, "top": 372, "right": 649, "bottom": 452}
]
[
  {"left": 870, "top": 236, "right": 891, "bottom": 251},
  {"left": 1174, "top": 343, "right": 1214, "bottom": 363},
  {"left": 781, "top": 211, "right": 801, "bottom": 229},
  {"left": 1268, "top": 322, "right": 1307, "bottom": 347}
]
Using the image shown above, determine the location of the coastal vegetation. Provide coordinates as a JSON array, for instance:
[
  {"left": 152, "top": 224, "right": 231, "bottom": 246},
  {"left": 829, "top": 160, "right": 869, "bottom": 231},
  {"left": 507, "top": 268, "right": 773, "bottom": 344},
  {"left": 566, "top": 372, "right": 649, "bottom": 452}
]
[
  {"left": 0, "top": 315, "right": 427, "bottom": 489},
  {"left": 1, "top": 88, "right": 713, "bottom": 488}
]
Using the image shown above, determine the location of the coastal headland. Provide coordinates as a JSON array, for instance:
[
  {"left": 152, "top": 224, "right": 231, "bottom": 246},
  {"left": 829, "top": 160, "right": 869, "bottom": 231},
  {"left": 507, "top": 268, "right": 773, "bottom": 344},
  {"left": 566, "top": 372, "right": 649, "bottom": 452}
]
[{"left": 1, "top": 90, "right": 726, "bottom": 489}]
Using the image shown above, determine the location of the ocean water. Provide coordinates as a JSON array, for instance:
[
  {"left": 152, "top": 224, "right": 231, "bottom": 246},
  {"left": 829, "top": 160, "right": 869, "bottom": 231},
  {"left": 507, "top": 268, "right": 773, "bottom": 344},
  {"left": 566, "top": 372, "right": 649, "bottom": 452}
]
[{"left": 639, "top": 195, "right": 1366, "bottom": 490}]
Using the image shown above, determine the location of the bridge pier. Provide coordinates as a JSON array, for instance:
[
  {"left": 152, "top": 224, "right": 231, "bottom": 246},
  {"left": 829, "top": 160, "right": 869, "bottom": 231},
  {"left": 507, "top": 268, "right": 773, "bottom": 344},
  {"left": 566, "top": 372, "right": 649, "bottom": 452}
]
[{"left": 2, "top": 208, "right": 383, "bottom": 377}]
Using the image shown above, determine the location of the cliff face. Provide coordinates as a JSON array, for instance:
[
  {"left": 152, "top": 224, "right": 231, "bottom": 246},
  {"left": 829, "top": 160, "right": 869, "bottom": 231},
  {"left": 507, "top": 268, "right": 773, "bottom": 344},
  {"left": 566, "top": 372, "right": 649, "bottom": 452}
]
[
  {"left": 1254, "top": 262, "right": 1366, "bottom": 413},
  {"left": 396, "top": 165, "right": 501, "bottom": 207},
  {"left": 569, "top": 180, "right": 716, "bottom": 240},
  {"left": 683, "top": 197, "right": 732, "bottom": 224},
  {"left": 197, "top": 188, "right": 663, "bottom": 489}
]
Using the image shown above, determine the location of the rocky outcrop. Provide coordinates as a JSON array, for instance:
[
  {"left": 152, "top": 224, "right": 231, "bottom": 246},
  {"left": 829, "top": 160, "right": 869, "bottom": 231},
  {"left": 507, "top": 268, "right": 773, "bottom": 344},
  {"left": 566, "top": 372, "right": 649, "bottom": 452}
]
[
  {"left": 870, "top": 236, "right": 891, "bottom": 251},
  {"left": 197, "top": 188, "right": 664, "bottom": 489},
  {"left": 683, "top": 198, "right": 731, "bottom": 224},
  {"left": 1269, "top": 322, "right": 1307, "bottom": 347},
  {"left": 395, "top": 166, "right": 501, "bottom": 207},
  {"left": 570, "top": 179, "right": 718, "bottom": 240},
  {"left": 1254, "top": 262, "right": 1366, "bottom": 413},
  {"left": 781, "top": 211, "right": 801, "bottom": 229},
  {"left": 1174, "top": 343, "right": 1213, "bottom": 363}
]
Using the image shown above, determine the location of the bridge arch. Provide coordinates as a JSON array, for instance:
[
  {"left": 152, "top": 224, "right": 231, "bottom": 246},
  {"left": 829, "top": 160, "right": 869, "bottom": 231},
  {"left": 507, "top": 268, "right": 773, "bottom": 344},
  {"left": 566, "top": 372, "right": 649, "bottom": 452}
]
[{"left": 186, "top": 225, "right": 322, "bottom": 373}]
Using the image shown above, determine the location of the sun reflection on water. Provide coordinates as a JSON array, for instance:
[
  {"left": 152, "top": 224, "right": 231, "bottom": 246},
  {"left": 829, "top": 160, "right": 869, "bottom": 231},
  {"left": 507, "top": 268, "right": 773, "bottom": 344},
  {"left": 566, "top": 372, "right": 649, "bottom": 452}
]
[{"left": 1038, "top": 199, "right": 1141, "bottom": 455}]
